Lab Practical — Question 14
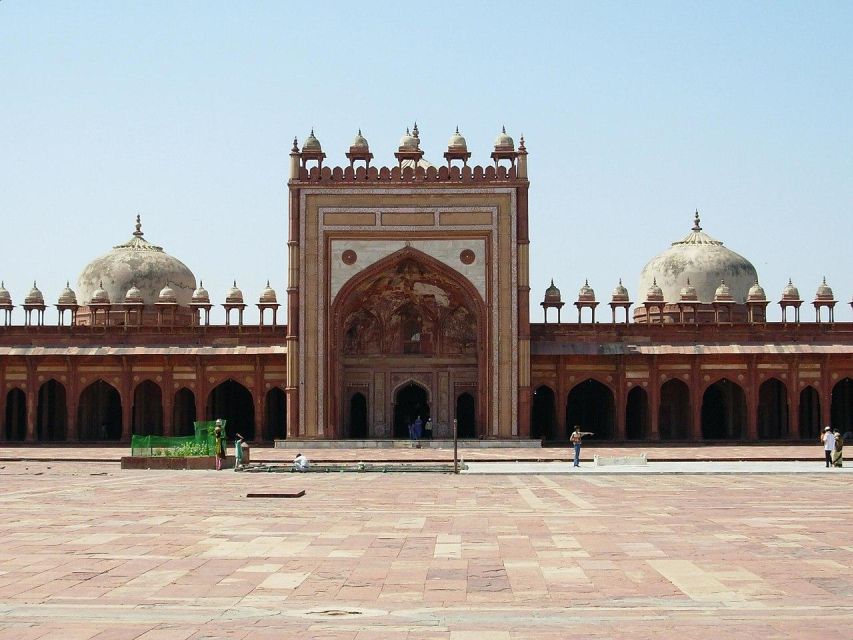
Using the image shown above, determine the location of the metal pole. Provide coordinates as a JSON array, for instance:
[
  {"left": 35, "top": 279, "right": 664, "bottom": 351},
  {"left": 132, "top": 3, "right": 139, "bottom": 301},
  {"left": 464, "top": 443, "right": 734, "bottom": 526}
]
[{"left": 453, "top": 418, "right": 458, "bottom": 474}]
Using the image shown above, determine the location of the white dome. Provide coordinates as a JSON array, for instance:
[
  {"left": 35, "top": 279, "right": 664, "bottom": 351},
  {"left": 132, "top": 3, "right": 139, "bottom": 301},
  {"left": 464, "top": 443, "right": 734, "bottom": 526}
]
[
  {"left": 0, "top": 281, "right": 10, "bottom": 305},
  {"left": 494, "top": 126, "right": 514, "bottom": 149},
  {"left": 302, "top": 129, "right": 321, "bottom": 152},
  {"left": 638, "top": 212, "right": 758, "bottom": 305},
  {"left": 77, "top": 217, "right": 196, "bottom": 308},
  {"left": 399, "top": 128, "right": 418, "bottom": 150},
  {"left": 57, "top": 282, "right": 78, "bottom": 305},
  {"left": 448, "top": 127, "right": 467, "bottom": 150},
  {"left": 351, "top": 129, "right": 368, "bottom": 149},
  {"left": 192, "top": 280, "right": 210, "bottom": 304},
  {"left": 24, "top": 282, "right": 44, "bottom": 305},
  {"left": 226, "top": 280, "right": 244, "bottom": 304}
]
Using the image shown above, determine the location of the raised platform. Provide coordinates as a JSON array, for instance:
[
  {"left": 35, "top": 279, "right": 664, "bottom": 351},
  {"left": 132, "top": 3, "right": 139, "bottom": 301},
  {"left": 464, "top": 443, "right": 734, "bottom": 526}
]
[{"left": 273, "top": 438, "right": 542, "bottom": 449}]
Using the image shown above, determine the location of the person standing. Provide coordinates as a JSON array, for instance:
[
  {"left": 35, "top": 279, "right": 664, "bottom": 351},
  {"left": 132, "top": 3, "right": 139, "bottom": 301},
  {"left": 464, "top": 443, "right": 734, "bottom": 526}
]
[
  {"left": 414, "top": 415, "right": 423, "bottom": 440},
  {"left": 570, "top": 425, "right": 594, "bottom": 468},
  {"left": 234, "top": 433, "right": 245, "bottom": 471},
  {"left": 424, "top": 418, "right": 433, "bottom": 440},
  {"left": 213, "top": 420, "right": 227, "bottom": 471},
  {"left": 831, "top": 429, "right": 843, "bottom": 468},
  {"left": 822, "top": 426, "right": 836, "bottom": 468}
]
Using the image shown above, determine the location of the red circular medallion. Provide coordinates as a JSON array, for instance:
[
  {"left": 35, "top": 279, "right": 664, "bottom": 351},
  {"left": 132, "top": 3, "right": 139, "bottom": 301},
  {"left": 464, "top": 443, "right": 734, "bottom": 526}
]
[
  {"left": 460, "top": 249, "right": 475, "bottom": 265},
  {"left": 342, "top": 249, "right": 357, "bottom": 265}
]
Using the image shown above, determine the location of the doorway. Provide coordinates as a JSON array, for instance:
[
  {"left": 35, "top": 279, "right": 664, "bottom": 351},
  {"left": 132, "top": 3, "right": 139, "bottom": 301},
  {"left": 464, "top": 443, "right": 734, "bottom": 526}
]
[{"left": 393, "top": 383, "right": 429, "bottom": 438}]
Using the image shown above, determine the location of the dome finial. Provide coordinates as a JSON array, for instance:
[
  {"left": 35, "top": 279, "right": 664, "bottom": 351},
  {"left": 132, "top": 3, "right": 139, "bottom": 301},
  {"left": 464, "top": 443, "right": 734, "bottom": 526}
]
[
  {"left": 310, "top": 127, "right": 314, "bottom": 137},
  {"left": 455, "top": 125, "right": 459, "bottom": 134},
  {"left": 291, "top": 136, "right": 298, "bottom": 152},
  {"left": 412, "top": 121, "right": 419, "bottom": 138},
  {"left": 692, "top": 209, "right": 701, "bottom": 232},
  {"left": 358, "top": 128, "right": 362, "bottom": 136},
  {"left": 550, "top": 278, "right": 554, "bottom": 286},
  {"left": 134, "top": 214, "right": 143, "bottom": 237}
]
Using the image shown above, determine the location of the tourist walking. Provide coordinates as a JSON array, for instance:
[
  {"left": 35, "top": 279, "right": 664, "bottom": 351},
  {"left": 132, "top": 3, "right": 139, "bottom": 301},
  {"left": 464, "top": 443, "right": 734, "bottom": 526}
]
[
  {"left": 822, "top": 426, "right": 836, "bottom": 468},
  {"left": 213, "top": 420, "right": 226, "bottom": 471},
  {"left": 570, "top": 425, "right": 594, "bottom": 467},
  {"left": 831, "top": 429, "right": 843, "bottom": 468}
]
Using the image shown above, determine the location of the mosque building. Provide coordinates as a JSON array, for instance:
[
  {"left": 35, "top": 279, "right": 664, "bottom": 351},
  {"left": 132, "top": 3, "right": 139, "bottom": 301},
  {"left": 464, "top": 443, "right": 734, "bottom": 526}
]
[{"left": 0, "top": 126, "right": 851, "bottom": 444}]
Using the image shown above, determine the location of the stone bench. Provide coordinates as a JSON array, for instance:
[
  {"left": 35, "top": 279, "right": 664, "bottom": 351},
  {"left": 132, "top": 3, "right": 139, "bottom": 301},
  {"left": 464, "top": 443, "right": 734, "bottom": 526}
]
[{"left": 594, "top": 453, "right": 647, "bottom": 467}]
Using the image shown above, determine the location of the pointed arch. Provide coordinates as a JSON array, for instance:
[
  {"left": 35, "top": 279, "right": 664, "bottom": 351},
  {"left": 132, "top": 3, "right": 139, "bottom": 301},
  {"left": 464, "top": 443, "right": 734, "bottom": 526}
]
[
  {"left": 77, "top": 380, "right": 122, "bottom": 441},
  {"left": 831, "top": 377, "right": 852, "bottom": 434},
  {"left": 701, "top": 378, "right": 746, "bottom": 440},
  {"left": 566, "top": 379, "right": 615, "bottom": 440},
  {"left": 531, "top": 385, "right": 557, "bottom": 441},
  {"left": 456, "top": 392, "right": 476, "bottom": 438},
  {"left": 207, "top": 379, "right": 255, "bottom": 440},
  {"left": 132, "top": 380, "right": 164, "bottom": 437},
  {"left": 798, "top": 386, "right": 821, "bottom": 439},
  {"left": 37, "top": 379, "right": 67, "bottom": 441},
  {"left": 625, "top": 386, "right": 649, "bottom": 440},
  {"left": 757, "top": 378, "right": 788, "bottom": 439},
  {"left": 393, "top": 382, "right": 430, "bottom": 439},
  {"left": 265, "top": 387, "right": 286, "bottom": 440},
  {"left": 5, "top": 388, "right": 27, "bottom": 441},
  {"left": 172, "top": 387, "right": 196, "bottom": 437},
  {"left": 659, "top": 378, "right": 691, "bottom": 440}
]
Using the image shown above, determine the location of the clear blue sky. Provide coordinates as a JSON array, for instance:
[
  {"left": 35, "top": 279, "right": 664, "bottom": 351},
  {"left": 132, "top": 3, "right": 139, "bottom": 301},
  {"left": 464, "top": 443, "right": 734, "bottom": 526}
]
[{"left": 1, "top": 1, "right": 851, "bottom": 323}]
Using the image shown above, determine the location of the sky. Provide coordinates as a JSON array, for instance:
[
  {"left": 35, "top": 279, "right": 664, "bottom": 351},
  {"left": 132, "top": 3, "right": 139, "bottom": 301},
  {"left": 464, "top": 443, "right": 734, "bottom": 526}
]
[{"left": 1, "top": 1, "right": 851, "bottom": 324}]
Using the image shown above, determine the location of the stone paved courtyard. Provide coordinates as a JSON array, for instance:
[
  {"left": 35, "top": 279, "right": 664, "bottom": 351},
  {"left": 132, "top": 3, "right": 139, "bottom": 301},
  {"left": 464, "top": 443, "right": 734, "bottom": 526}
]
[{"left": 0, "top": 452, "right": 851, "bottom": 639}]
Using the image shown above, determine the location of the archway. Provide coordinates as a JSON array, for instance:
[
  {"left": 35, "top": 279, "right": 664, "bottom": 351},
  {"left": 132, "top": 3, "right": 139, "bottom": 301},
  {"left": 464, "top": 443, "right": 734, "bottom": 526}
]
[
  {"left": 172, "top": 388, "right": 196, "bottom": 436},
  {"left": 625, "top": 386, "right": 649, "bottom": 440},
  {"left": 265, "top": 387, "right": 286, "bottom": 441},
  {"left": 132, "top": 381, "right": 163, "bottom": 437},
  {"left": 456, "top": 392, "right": 476, "bottom": 438},
  {"left": 37, "top": 380, "right": 67, "bottom": 441},
  {"left": 393, "top": 383, "right": 429, "bottom": 438},
  {"left": 701, "top": 378, "right": 746, "bottom": 440},
  {"left": 348, "top": 392, "right": 368, "bottom": 439},
  {"left": 798, "top": 386, "right": 821, "bottom": 439},
  {"left": 566, "top": 379, "right": 614, "bottom": 440},
  {"left": 5, "top": 388, "right": 27, "bottom": 441},
  {"left": 659, "top": 379, "right": 691, "bottom": 440},
  {"left": 77, "top": 380, "right": 122, "bottom": 441},
  {"left": 207, "top": 379, "right": 255, "bottom": 440},
  {"left": 332, "top": 248, "right": 485, "bottom": 439},
  {"left": 531, "top": 385, "right": 557, "bottom": 441},
  {"left": 831, "top": 377, "right": 852, "bottom": 434},
  {"left": 758, "top": 378, "right": 788, "bottom": 439}
]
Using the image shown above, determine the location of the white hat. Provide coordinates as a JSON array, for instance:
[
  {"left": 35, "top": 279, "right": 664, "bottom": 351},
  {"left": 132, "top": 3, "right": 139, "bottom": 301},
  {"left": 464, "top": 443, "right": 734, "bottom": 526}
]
[{"left": 824, "top": 426, "right": 831, "bottom": 431}]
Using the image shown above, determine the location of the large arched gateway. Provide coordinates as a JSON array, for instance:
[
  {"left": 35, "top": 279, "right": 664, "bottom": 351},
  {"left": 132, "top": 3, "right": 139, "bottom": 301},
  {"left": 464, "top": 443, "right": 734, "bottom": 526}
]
[{"left": 330, "top": 248, "right": 487, "bottom": 439}]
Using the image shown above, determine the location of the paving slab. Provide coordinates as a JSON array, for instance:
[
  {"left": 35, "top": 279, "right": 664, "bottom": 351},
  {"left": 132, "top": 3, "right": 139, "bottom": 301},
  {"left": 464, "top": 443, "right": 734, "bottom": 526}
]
[{"left": 0, "top": 459, "right": 850, "bottom": 638}]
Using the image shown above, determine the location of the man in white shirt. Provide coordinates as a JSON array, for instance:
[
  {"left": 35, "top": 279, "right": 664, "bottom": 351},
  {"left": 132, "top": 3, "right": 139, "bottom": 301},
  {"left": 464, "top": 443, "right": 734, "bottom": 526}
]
[
  {"left": 293, "top": 452, "right": 309, "bottom": 472},
  {"left": 822, "top": 426, "right": 836, "bottom": 468}
]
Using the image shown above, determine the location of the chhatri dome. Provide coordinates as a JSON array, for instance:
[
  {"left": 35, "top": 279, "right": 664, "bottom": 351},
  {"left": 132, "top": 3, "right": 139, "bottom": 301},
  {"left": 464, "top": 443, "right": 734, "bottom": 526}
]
[
  {"left": 77, "top": 216, "right": 197, "bottom": 308},
  {"left": 637, "top": 211, "right": 758, "bottom": 309}
]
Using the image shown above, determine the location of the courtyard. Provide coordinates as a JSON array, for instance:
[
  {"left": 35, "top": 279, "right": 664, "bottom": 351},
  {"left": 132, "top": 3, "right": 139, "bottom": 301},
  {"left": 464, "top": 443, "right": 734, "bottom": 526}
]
[{"left": 0, "top": 449, "right": 851, "bottom": 639}]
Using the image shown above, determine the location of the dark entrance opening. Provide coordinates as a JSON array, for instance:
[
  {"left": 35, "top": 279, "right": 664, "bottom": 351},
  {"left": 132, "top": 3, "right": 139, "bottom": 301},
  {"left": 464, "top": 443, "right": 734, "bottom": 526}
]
[
  {"left": 758, "top": 378, "right": 788, "bottom": 439},
  {"left": 531, "top": 385, "right": 557, "bottom": 441},
  {"left": 831, "top": 377, "right": 852, "bottom": 434},
  {"left": 393, "top": 383, "right": 429, "bottom": 438},
  {"left": 37, "top": 380, "right": 67, "bottom": 441},
  {"left": 701, "top": 378, "right": 746, "bottom": 440},
  {"left": 132, "top": 381, "right": 163, "bottom": 436},
  {"left": 625, "top": 386, "right": 649, "bottom": 440},
  {"left": 5, "top": 388, "right": 27, "bottom": 441},
  {"left": 207, "top": 379, "right": 255, "bottom": 441},
  {"left": 77, "top": 380, "right": 122, "bottom": 441},
  {"left": 799, "top": 386, "right": 821, "bottom": 439},
  {"left": 456, "top": 392, "right": 476, "bottom": 438},
  {"left": 566, "top": 379, "right": 614, "bottom": 440},
  {"left": 349, "top": 392, "right": 368, "bottom": 439},
  {"left": 659, "top": 379, "right": 691, "bottom": 440},
  {"left": 265, "top": 388, "right": 286, "bottom": 441},
  {"left": 172, "top": 388, "right": 197, "bottom": 436}
]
